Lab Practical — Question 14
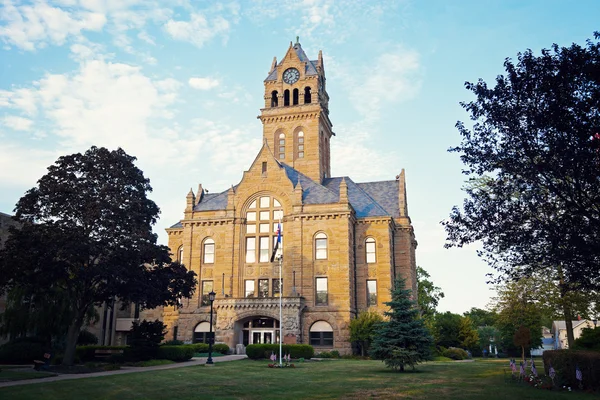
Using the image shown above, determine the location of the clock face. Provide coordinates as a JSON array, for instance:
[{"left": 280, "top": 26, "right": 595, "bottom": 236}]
[{"left": 283, "top": 68, "right": 300, "bottom": 84}]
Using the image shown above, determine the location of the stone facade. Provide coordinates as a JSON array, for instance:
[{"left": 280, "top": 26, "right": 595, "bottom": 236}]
[{"left": 147, "top": 41, "right": 418, "bottom": 355}]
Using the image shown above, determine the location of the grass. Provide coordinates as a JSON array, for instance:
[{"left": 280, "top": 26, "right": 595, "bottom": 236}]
[
  {"left": 0, "top": 358, "right": 596, "bottom": 399},
  {"left": 0, "top": 369, "right": 56, "bottom": 382}
]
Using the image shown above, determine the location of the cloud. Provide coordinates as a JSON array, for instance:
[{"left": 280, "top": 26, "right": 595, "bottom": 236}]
[
  {"left": 1, "top": 115, "right": 33, "bottom": 131},
  {"left": 164, "top": 13, "right": 230, "bottom": 48},
  {"left": 0, "top": 0, "right": 106, "bottom": 51},
  {"left": 188, "top": 77, "right": 219, "bottom": 90}
]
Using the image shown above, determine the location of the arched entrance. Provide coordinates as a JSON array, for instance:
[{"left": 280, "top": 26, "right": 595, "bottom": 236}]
[{"left": 239, "top": 316, "right": 281, "bottom": 346}]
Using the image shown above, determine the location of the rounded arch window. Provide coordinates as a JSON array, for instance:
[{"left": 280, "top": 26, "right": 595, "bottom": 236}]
[
  {"left": 203, "top": 238, "right": 215, "bottom": 264},
  {"left": 194, "top": 321, "right": 211, "bottom": 343},
  {"left": 315, "top": 232, "right": 328, "bottom": 260},
  {"left": 178, "top": 245, "right": 184, "bottom": 263},
  {"left": 309, "top": 321, "right": 333, "bottom": 346},
  {"left": 271, "top": 90, "right": 278, "bottom": 107},
  {"left": 365, "top": 237, "right": 376, "bottom": 264},
  {"left": 278, "top": 133, "right": 285, "bottom": 160},
  {"left": 244, "top": 195, "right": 284, "bottom": 264}
]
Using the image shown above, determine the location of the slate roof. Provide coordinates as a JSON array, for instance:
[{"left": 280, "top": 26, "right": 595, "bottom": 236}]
[
  {"left": 193, "top": 191, "right": 230, "bottom": 212},
  {"left": 265, "top": 43, "right": 319, "bottom": 82}
]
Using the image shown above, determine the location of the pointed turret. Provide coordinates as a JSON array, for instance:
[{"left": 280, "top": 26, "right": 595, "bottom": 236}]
[
  {"left": 185, "top": 188, "right": 195, "bottom": 212},
  {"left": 270, "top": 57, "right": 277, "bottom": 73},
  {"left": 195, "top": 184, "right": 204, "bottom": 206},
  {"left": 339, "top": 177, "right": 349, "bottom": 204},
  {"left": 398, "top": 169, "right": 408, "bottom": 217}
]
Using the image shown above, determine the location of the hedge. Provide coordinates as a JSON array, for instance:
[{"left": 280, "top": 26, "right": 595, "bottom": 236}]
[
  {"left": 543, "top": 350, "right": 600, "bottom": 391},
  {"left": 178, "top": 343, "right": 229, "bottom": 355},
  {"left": 246, "top": 344, "right": 313, "bottom": 360},
  {"left": 156, "top": 346, "right": 195, "bottom": 361},
  {"left": 0, "top": 339, "right": 46, "bottom": 364}
]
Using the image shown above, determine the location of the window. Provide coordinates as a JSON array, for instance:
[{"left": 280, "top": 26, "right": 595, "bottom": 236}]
[
  {"left": 365, "top": 238, "right": 376, "bottom": 264},
  {"left": 245, "top": 280, "right": 255, "bottom": 297},
  {"left": 178, "top": 246, "right": 183, "bottom": 263},
  {"left": 315, "top": 232, "right": 327, "bottom": 260},
  {"left": 201, "top": 281, "right": 214, "bottom": 306},
  {"left": 246, "top": 237, "right": 256, "bottom": 263},
  {"left": 259, "top": 236, "right": 270, "bottom": 262},
  {"left": 309, "top": 321, "right": 333, "bottom": 346},
  {"left": 278, "top": 133, "right": 285, "bottom": 159},
  {"left": 244, "top": 195, "right": 283, "bottom": 264},
  {"left": 297, "top": 131, "right": 304, "bottom": 158},
  {"left": 271, "top": 90, "right": 278, "bottom": 107},
  {"left": 292, "top": 88, "right": 299, "bottom": 105},
  {"left": 203, "top": 238, "right": 215, "bottom": 264},
  {"left": 304, "top": 87, "right": 312, "bottom": 104},
  {"left": 262, "top": 161, "right": 267, "bottom": 174},
  {"left": 258, "top": 279, "right": 269, "bottom": 298},
  {"left": 367, "top": 280, "right": 377, "bottom": 307},
  {"left": 284, "top": 89, "right": 290, "bottom": 106},
  {"left": 316, "top": 277, "right": 328, "bottom": 305},
  {"left": 194, "top": 322, "right": 211, "bottom": 343},
  {"left": 273, "top": 278, "right": 282, "bottom": 297}
]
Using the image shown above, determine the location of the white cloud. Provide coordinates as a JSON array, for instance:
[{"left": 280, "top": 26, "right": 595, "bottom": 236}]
[
  {"left": 188, "top": 77, "right": 220, "bottom": 90},
  {"left": 1, "top": 115, "right": 33, "bottom": 131},
  {"left": 164, "top": 13, "right": 230, "bottom": 48},
  {"left": 0, "top": 0, "right": 106, "bottom": 51}
]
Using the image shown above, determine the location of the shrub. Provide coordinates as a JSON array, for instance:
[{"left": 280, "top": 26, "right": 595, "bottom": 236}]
[
  {"left": 0, "top": 338, "right": 46, "bottom": 364},
  {"left": 543, "top": 350, "right": 600, "bottom": 391},
  {"left": 246, "top": 344, "right": 313, "bottom": 360},
  {"left": 128, "top": 320, "right": 166, "bottom": 361},
  {"left": 162, "top": 340, "right": 184, "bottom": 346},
  {"left": 156, "top": 346, "right": 195, "bottom": 362},
  {"left": 317, "top": 351, "right": 333, "bottom": 358},
  {"left": 443, "top": 347, "right": 469, "bottom": 360},
  {"left": 572, "top": 328, "right": 600, "bottom": 351},
  {"left": 75, "top": 346, "right": 128, "bottom": 362},
  {"left": 77, "top": 330, "right": 99, "bottom": 345}
]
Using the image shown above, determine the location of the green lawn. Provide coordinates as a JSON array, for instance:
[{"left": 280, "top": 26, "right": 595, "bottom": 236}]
[
  {"left": 0, "top": 358, "right": 595, "bottom": 399},
  {"left": 0, "top": 369, "right": 56, "bottom": 382}
]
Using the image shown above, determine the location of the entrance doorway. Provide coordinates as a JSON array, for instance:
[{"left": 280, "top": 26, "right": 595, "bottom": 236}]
[{"left": 241, "top": 317, "right": 280, "bottom": 346}]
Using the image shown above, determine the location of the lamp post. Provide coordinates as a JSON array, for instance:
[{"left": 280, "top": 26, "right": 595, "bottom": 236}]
[{"left": 206, "top": 290, "right": 216, "bottom": 365}]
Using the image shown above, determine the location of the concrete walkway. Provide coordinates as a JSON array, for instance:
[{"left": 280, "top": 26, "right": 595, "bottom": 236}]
[{"left": 0, "top": 355, "right": 247, "bottom": 388}]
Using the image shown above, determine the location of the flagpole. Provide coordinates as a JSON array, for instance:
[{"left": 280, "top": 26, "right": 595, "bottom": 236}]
[{"left": 279, "top": 254, "right": 283, "bottom": 366}]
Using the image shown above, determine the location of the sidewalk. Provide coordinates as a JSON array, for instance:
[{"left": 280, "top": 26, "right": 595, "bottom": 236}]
[{"left": 0, "top": 355, "right": 247, "bottom": 388}]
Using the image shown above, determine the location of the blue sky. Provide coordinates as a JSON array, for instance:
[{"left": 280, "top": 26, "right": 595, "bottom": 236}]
[{"left": 1, "top": 0, "right": 598, "bottom": 314}]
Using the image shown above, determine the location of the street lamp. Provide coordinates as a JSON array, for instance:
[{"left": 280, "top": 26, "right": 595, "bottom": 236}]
[{"left": 206, "top": 290, "right": 216, "bottom": 365}]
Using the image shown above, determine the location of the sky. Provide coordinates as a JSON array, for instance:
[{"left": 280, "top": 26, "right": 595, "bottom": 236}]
[{"left": 1, "top": 0, "right": 599, "bottom": 314}]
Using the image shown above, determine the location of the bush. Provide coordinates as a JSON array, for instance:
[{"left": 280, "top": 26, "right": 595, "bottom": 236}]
[
  {"left": 543, "top": 350, "right": 600, "bottom": 391},
  {"left": 246, "top": 344, "right": 314, "bottom": 360},
  {"left": 572, "top": 328, "right": 600, "bottom": 351},
  {"left": 77, "top": 330, "right": 99, "bottom": 345},
  {"left": 156, "top": 346, "right": 195, "bottom": 362},
  {"left": 213, "top": 343, "right": 230, "bottom": 355},
  {"left": 0, "top": 338, "right": 46, "bottom": 364},
  {"left": 162, "top": 340, "right": 184, "bottom": 346},
  {"left": 128, "top": 320, "right": 166, "bottom": 361},
  {"left": 442, "top": 347, "right": 469, "bottom": 360}
]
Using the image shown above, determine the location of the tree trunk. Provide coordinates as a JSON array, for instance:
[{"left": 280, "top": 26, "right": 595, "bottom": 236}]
[
  {"left": 62, "top": 316, "right": 85, "bottom": 366},
  {"left": 521, "top": 345, "right": 525, "bottom": 363},
  {"left": 558, "top": 266, "right": 576, "bottom": 348}
]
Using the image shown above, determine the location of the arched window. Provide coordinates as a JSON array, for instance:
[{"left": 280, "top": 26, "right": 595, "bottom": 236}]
[
  {"left": 365, "top": 238, "right": 376, "bottom": 263},
  {"left": 297, "top": 131, "right": 304, "bottom": 159},
  {"left": 271, "top": 90, "right": 278, "bottom": 107},
  {"left": 304, "top": 87, "right": 311, "bottom": 104},
  {"left": 309, "top": 321, "right": 333, "bottom": 347},
  {"left": 284, "top": 90, "right": 290, "bottom": 106},
  {"left": 292, "top": 88, "right": 299, "bottom": 105},
  {"left": 178, "top": 246, "right": 184, "bottom": 263},
  {"left": 315, "top": 232, "right": 327, "bottom": 260},
  {"left": 194, "top": 322, "right": 211, "bottom": 343},
  {"left": 245, "top": 195, "right": 284, "bottom": 265},
  {"left": 278, "top": 133, "right": 285, "bottom": 159},
  {"left": 203, "top": 238, "right": 215, "bottom": 264}
]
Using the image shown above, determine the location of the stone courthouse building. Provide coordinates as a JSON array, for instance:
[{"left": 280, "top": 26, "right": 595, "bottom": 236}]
[{"left": 153, "top": 41, "right": 418, "bottom": 354}]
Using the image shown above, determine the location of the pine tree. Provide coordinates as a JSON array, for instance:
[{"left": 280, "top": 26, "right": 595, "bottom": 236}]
[{"left": 370, "top": 277, "right": 433, "bottom": 371}]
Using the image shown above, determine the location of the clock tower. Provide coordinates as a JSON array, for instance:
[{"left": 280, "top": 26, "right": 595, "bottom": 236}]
[{"left": 259, "top": 39, "right": 333, "bottom": 183}]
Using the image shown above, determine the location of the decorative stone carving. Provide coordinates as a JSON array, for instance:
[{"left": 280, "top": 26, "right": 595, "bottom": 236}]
[
  {"left": 204, "top": 268, "right": 214, "bottom": 278},
  {"left": 260, "top": 267, "right": 269, "bottom": 276},
  {"left": 245, "top": 266, "right": 255, "bottom": 276},
  {"left": 315, "top": 265, "right": 327, "bottom": 275},
  {"left": 367, "top": 268, "right": 376, "bottom": 278}
]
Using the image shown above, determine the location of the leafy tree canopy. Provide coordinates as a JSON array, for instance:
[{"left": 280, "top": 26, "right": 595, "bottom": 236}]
[
  {"left": 349, "top": 310, "right": 383, "bottom": 357},
  {"left": 463, "top": 307, "right": 497, "bottom": 328},
  {"left": 443, "top": 32, "right": 600, "bottom": 291},
  {"left": 0, "top": 147, "right": 197, "bottom": 365},
  {"left": 416, "top": 266, "right": 445, "bottom": 321}
]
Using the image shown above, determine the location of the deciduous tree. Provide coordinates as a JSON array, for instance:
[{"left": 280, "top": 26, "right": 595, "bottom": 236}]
[{"left": 0, "top": 147, "right": 197, "bottom": 365}]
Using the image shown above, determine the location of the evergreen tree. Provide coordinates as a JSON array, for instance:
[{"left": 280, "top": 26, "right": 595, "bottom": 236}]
[{"left": 370, "top": 278, "right": 433, "bottom": 371}]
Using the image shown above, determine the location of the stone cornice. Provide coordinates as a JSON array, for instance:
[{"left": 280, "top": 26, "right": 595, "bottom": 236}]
[
  {"left": 292, "top": 211, "right": 352, "bottom": 221},
  {"left": 180, "top": 218, "right": 234, "bottom": 227},
  {"left": 258, "top": 110, "right": 321, "bottom": 124},
  {"left": 356, "top": 216, "right": 393, "bottom": 225},
  {"left": 214, "top": 297, "right": 304, "bottom": 310}
]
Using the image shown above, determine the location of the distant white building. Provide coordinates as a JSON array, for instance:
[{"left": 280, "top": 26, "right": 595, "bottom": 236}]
[
  {"left": 531, "top": 327, "right": 553, "bottom": 356},
  {"left": 551, "top": 320, "right": 596, "bottom": 349}
]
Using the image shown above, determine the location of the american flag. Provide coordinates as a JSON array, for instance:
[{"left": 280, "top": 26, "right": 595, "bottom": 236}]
[
  {"left": 270, "top": 352, "right": 277, "bottom": 362},
  {"left": 530, "top": 358, "right": 537, "bottom": 377},
  {"left": 576, "top": 364, "right": 583, "bottom": 381},
  {"left": 510, "top": 359, "right": 517, "bottom": 373},
  {"left": 549, "top": 364, "right": 556, "bottom": 379},
  {"left": 520, "top": 362, "right": 525, "bottom": 376}
]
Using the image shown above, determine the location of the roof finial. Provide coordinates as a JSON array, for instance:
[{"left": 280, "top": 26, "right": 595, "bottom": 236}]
[{"left": 296, "top": 36, "right": 300, "bottom": 45}]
